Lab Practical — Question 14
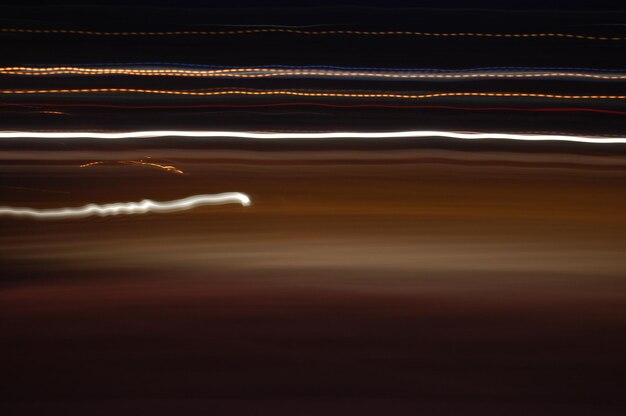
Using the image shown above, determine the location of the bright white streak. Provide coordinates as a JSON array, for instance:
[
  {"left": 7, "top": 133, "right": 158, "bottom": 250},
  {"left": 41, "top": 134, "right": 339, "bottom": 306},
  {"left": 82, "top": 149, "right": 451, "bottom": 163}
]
[
  {"left": 0, "top": 193, "right": 251, "bottom": 219},
  {"left": 0, "top": 130, "right": 624, "bottom": 144}
]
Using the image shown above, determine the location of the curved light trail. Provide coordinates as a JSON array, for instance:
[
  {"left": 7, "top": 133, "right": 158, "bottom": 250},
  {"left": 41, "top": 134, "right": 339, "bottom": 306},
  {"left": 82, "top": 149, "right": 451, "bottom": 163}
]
[
  {"left": 1, "top": 130, "right": 625, "bottom": 144},
  {"left": 79, "top": 159, "right": 184, "bottom": 174},
  {"left": 0, "top": 193, "right": 251, "bottom": 219}
]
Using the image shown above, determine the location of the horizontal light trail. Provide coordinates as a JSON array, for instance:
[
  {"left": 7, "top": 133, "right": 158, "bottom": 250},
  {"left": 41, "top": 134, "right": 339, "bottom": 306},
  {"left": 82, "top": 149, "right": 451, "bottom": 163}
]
[
  {"left": 36, "top": 63, "right": 626, "bottom": 73},
  {"left": 1, "top": 130, "right": 625, "bottom": 144},
  {"left": 3, "top": 102, "right": 626, "bottom": 115},
  {"left": 1, "top": 88, "right": 626, "bottom": 100},
  {"left": 3, "top": 66, "right": 626, "bottom": 80},
  {"left": 0, "top": 193, "right": 251, "bottom": 219},
  {"left": 1, "top": 27, "right": 624, "bottom": 41}
]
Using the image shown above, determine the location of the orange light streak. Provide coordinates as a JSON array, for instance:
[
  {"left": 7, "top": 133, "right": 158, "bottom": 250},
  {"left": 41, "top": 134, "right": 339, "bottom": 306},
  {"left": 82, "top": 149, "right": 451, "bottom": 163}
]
[
  {"left": 124, "top": 160, "right": 184, "bottom": 174},
  {"left": 1, "top": 88, "right": 625, "bottom": 100},
  {"left": 79, "top": 161, "right": 104, "bottom": 168},
  {"left": 2, "top": 66, "right": 626, "bottom": 80},
  {"left": 80, "top": 158, "right": 184, "bottom": 174}
]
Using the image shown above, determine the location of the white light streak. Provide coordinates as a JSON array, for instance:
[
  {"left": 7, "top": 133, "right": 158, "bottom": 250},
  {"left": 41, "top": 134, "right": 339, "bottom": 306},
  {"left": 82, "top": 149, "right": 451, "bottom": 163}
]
[
  {"left": 0, "top": 193, "right": 251, "bottom": 219},
  {"left": 0, "top": 130, "right": 625, "bottom": 144}
]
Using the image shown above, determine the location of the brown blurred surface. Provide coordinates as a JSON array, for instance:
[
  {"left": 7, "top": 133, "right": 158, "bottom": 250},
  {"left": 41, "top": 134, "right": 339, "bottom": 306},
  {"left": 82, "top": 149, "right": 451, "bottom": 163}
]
[{"left": 1, "top": 145, "right": 625, "bottom": 414}]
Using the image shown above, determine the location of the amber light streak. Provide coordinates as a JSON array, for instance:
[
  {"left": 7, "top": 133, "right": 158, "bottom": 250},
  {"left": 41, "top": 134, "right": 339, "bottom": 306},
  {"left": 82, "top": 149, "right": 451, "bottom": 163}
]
[
  {"left": 80, "top": 159, "right": 184, "bottom": 174},
  {"left": 0, "top": 193, "right": 251, "bottom": 219},
  {"left": 1, "top": 88, "right": 626, "bottom": 100},
  {"left": 1, "top": 27, "right": 625, "bottom": 41},
  {"left": 3, "top": 66, "right": 626, "bottom": 81},
  {"left": 2, "top": 130, "right": 626, "bottom": 144}
]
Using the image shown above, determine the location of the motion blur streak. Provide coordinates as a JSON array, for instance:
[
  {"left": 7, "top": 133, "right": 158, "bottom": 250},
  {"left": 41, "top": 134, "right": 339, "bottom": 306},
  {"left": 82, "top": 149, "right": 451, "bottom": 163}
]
[
  {"left": 0, "top": 193, "right": 251, "bottom": 219},
  {"left": 2, "top": 89, "right": 625, "bottom": 100},
  {"left": 1, "top": 27, "right": 624, "bottom": 41},
  {"left": 2, "top": 130, "right": 626, "bottom": 144},
  {"left": 3, "top": 66, "right": 626, "bottom": 80}
]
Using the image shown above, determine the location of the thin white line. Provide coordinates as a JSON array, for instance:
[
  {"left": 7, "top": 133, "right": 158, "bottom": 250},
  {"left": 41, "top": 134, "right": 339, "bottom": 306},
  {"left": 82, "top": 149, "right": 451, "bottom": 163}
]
[
  {"left": 0, "top": 130, "right": 624, "bottom": 144},
  {"left": 0, "top": 193, "right": 251, "bottom": 219}
]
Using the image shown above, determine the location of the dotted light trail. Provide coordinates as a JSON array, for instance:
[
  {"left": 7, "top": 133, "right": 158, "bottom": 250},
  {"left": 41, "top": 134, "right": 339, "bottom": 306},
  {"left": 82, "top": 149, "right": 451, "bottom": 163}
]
[
  {"left": 1, "top": 130, "right": 626, "bottom": 144},
  {"left": 1, "top": 88, "right": 626, "bottom": 100},
  {"left": 37, "top": 63, "right": 626, "bottom": 72},
  {"left": 1, "top": 27, "right": 624, "bottom": 41},
  {"left": 0, "top": 193, "right": 251, "bottom": 219},
  {"left": 3, "top": 66, "right": 626, "bottom": 80}
]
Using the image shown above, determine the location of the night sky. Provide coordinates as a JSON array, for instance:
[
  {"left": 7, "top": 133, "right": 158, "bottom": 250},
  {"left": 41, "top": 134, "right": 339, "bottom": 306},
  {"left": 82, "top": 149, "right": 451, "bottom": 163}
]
[{"left": 1, "top": 1, "right": 625, "bottom": 415}]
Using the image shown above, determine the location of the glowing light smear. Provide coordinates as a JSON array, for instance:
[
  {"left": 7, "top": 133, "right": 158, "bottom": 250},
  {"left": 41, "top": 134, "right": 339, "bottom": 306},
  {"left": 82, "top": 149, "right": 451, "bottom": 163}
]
[
  {"left": 0, "top": 193, "right": 251, "bottom": 219},
  {"left": 1, "top": 130, "right": 625, "bottom": 144}
]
